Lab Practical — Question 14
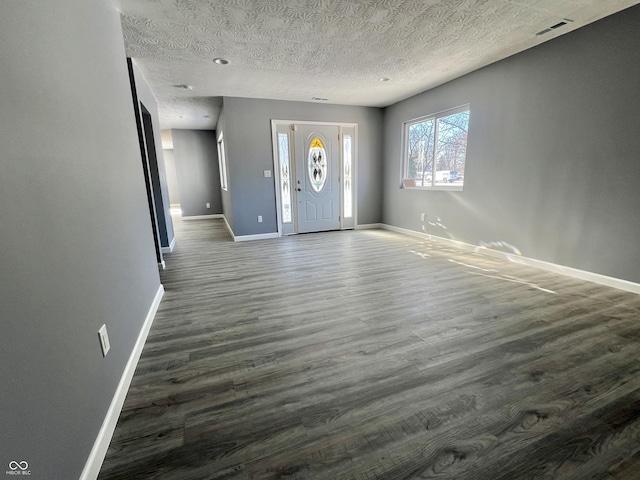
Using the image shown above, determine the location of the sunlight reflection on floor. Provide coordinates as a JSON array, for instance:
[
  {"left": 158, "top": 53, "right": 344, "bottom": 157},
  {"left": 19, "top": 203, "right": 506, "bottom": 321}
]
[{"left": 406, "top": 235, "right": 556, "bottom": 295}]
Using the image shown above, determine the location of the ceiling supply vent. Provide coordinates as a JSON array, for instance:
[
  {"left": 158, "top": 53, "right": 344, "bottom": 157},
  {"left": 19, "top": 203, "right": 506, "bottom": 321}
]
[
  {"left": 550, "top": 21, "right": 568, "bottom": 29},
  {"left": 535, "top": 18, "right": 573, "bottom": 36},
  {"left": 312, "top": 97, "right": 329, "bottom": 102}
]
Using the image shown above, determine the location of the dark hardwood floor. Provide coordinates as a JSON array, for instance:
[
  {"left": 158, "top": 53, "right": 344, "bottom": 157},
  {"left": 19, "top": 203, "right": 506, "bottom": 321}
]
[{"left": 98, "top": 217, "right": 640, "bottom": 480}]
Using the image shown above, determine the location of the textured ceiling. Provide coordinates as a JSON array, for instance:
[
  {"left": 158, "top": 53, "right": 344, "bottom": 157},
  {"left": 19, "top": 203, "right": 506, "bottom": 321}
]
[{"left": 114, "top": 0, "right": 640, "bottom": 130}]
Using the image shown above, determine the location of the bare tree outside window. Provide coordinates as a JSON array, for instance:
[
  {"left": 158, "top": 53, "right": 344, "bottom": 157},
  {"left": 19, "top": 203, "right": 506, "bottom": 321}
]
[{"left": 407, "top": 118, "right": 434, "bottom": 186}]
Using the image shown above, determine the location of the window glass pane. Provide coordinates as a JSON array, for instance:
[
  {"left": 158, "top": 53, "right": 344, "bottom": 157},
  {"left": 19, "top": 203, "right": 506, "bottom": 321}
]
[
  {"left": 278, "top": 133, "right": 292, "bottom": 223},
  {"left": 343, "top": 134, "right": 352, "bottom": 219},
  {"left": 435, "top": 110, "right": 469, "bottom": 184},
  {"left": 407, "top": 119, "right": 435, "bottom": 186},
  {"left": 217, "top": 134, "right": 228, "bottom": 191}
]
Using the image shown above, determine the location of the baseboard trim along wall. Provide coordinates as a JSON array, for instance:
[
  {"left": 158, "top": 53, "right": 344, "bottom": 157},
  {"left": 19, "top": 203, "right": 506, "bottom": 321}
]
[
  {"left": 218, "top": 216, "right": 278, "bottom": 242},
  {"left": 234, "top": 232, "right": 280, "bottom": 242},
  {"left": 222, "top": 216, "right": 235, "bottom": 241},
  {"left": 380, "top": 224, "right": 640, "bottom": 295},
  {"left": 356, "top": 223, "right": 384, "bottom": 230},
  {"left": 161, "top": 236, "right": 176, "bottom": 254},
  {"left": 181, "top": 214, "right": 224, "bottom": 221},
  {"left": 80, "top": 284, "right": 165, "bottom": 480}
]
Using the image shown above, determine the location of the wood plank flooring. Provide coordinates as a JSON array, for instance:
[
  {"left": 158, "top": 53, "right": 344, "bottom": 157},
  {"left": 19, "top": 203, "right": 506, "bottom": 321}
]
[{"left": 98, "top": 218, "right": 640, "bottom": 480}]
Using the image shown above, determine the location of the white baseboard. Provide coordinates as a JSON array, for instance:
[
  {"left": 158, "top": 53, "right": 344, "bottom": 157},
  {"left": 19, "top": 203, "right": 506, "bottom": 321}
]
[
  {"left": 220, "top": 217, "right": 277, "bottom": 242},
  {"left": 161, "top": 236, "right": 176, "bottom": 254},
  {"left": 379, "top": 224, "right": 640, "bottom": 295},
  {"left": 80, "top": 284, "right": 165, "bottom": 480},
  {"left": 222, "top": 216, "right": 235, "bottom": 240},
  {"left": 181, "top": 214, "right": 224, "bottom": 221},
  {"left": 234, "top": 232, "right": 279, "bottom": 242},
  {"left": 380, "top": 223, "right": 468, "bottom": 245},
  {"left": 158, "top": 260, "right": 166, "bottom": 270},
  {"left": 356, "top": 223, "right": 383, "bottom": 230}
]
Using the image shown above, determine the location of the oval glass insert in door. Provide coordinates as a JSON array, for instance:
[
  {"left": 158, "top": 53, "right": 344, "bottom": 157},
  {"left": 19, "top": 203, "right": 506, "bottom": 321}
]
[{"left": 308, "top": 137, "right": 327, "bottom": 193}]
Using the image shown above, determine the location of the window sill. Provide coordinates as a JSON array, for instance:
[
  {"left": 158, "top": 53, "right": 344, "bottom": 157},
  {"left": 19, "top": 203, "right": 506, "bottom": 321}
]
[{"left": 401, "top": 185, "right": 464, "bottom": 192}]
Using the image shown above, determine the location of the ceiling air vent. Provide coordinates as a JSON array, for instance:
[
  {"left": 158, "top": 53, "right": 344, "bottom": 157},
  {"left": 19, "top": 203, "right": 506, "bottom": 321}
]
[
  {"left": 312, "top": 97, "right": 329, "bottom": 102},
  {"left": 535, "top": 18, "right": 573, "bottom": 36},
  {"left": 550, "top": 21, "right": 568, "bottom": 29}
]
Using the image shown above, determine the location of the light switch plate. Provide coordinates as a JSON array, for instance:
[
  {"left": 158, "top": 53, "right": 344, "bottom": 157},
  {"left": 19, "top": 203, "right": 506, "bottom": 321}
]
[
  {"left": 264, "top": 170, "right": 272, "bottom": 178},
  {"left": 98, "top": 324, "right": 110, "bottom": 357}
]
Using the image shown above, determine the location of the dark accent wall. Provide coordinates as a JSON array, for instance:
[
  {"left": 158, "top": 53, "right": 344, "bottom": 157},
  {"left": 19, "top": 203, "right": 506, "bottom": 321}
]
[
  {"left": 383, "top": 5, "right": 640, "bottom": 283},
  {"left": 132, "top": 62, "right": 175, "bottom": 249},
  {"left": 0, "top": 1, "right": 162, "bottom": 478},
  {"left": 140, "top": 104, "right": 170, "bottom": 251},
  {"left": 222, "top": 97, "right": 384, "bottom": 237},
  {"left": 172, "top": 129, "right": 223, "bottom": 217}
]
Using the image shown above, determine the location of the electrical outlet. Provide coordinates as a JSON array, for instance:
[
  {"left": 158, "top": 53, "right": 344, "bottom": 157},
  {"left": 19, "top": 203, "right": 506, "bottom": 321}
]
[
  {"left": 98, "top": 324, "right": 110, "bottom": 357},
  {"left": 257, "top": 215, "right": 263, "bottom": 223},
  {"left": 421, "top": 213, "right": 426, "bottom": 221},
  {"left": 206, "top": 202, "right": 211, "bottom": 208}
]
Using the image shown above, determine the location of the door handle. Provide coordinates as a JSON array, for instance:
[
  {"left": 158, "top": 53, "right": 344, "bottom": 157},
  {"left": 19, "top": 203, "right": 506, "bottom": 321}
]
[{"left": 297, "top": 188, "right": 302, "bottom": 191}]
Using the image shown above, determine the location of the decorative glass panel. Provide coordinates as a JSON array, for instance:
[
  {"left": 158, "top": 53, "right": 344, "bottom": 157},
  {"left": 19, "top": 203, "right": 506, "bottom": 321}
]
[
  {"left": 308, "top": 137, "right": 327, "bottom": 193},
  {"left": 343, "top": 134, "right": 352, "bottom": 218},
  {"left": 278, "top": 133, "right": 292, "bottom": 223}
]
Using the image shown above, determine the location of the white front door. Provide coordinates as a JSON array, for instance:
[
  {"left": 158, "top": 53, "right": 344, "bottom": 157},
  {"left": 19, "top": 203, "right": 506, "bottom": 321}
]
[{"left": 294, "top": 124, "right": 340, "bottom": 233}]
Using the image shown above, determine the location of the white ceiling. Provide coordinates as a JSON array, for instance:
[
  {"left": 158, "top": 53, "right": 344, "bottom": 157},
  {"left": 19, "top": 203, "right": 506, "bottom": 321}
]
[{"left": 114, "top": 0, "right": 639, "bottom": 131}]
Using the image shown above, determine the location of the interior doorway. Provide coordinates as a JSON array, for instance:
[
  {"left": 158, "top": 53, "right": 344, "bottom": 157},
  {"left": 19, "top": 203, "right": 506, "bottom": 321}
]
[{"left": 271, "top": 121, "right": 356, "bottom": 236}]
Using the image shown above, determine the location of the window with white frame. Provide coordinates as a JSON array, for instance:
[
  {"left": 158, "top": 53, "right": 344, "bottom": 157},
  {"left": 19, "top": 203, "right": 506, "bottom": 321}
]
[
  {"left": 402, "top": 106, "right": 469, "bottom": 189},
  {"left": 217, "top": 132, "right": 228, "bottom": 191}
]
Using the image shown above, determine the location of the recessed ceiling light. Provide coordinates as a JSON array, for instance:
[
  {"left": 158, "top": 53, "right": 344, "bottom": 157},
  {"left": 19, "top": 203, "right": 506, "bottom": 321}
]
[
  {"left": 174, "top": 84, "right": 193, "bottom": 90},
  {"left": 379, "top": 77, "right": 391, "bottom": 82},
  {"left": 213, "top": 58, "right": 229, "bottom": 65}
]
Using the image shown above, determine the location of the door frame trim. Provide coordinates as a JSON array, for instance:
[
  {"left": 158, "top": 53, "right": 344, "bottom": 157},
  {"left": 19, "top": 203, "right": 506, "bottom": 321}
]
[{"left": 270, "top": 120, "right": 358, "bottom": 237}]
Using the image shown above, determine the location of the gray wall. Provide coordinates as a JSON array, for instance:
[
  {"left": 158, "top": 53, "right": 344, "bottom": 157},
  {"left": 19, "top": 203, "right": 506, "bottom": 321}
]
[
  {"left": 383, "top": 5, "right": 640, "bottom": 284},
  {"left": 172, "top": 129, "right": 223, "bottom": 217},
  {"left": 163, "top": 149, "right": 181, "bottom": 205},
  {"left": 0, "top": 1, "right": 162, "bottom": 478},
  {"left": 132, "top": 62, "right": 175, "bottom": 249},
  {"left": 222, "top": 97, "right": 384, "bottom": 236}
]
